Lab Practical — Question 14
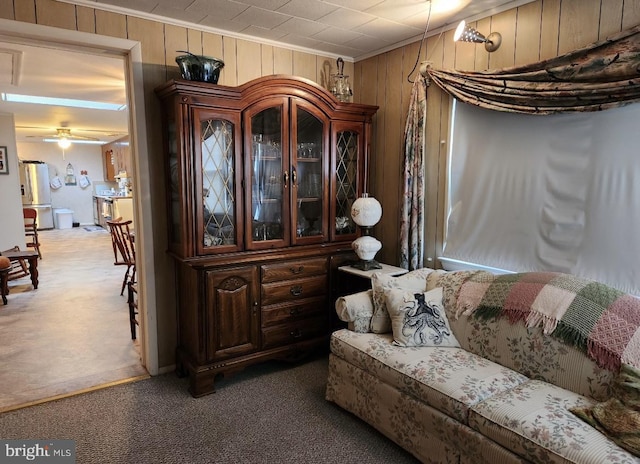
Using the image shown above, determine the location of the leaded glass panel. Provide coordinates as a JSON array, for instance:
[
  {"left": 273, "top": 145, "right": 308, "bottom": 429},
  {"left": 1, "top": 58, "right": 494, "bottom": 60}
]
[
  {"left": 201, "top": 119, "right": 235, "bottom": 247},
  {"left": 335, "top": 130, "right": 358, "bottom": 235}
]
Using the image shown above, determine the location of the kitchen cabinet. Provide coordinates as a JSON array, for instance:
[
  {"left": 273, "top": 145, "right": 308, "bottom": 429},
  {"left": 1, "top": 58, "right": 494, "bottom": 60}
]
[
  {"left": 156, "top": 75, "right": 377, "bottom": 397},
  {"left": 103, "top": 136, "right": 131, "bottom": 181}
]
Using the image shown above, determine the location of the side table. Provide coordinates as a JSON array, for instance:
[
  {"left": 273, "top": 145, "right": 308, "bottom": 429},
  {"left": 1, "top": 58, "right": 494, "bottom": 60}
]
[
  {"left": 337, "top": 263, "right": 408, "bottom": 296},
  {"left": 1, "top": 249, "right": 39, "bottom": 290},
  {"left": 0, "top": 257, "right": 10, "bottom": 305}
]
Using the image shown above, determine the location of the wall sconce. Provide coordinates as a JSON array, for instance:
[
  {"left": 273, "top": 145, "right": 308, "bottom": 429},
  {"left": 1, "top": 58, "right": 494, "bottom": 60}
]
[{"left": 453, "top": 20, "right": 502, "bottom": 52}]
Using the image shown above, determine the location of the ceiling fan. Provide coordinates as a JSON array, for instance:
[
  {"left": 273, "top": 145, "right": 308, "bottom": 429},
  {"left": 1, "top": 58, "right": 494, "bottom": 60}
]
[
  {"left": 48, "top": 128, "right": 100, "bottom": 148},
  {"left": 22, "top": 124, "right": 111, "bottom": 148}
]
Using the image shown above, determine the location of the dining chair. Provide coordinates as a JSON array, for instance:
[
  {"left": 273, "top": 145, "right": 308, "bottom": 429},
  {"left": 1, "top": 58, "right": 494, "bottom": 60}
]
[
  {"left": 23, "top": 208, "right": 42, "bottom": 258},
  {"left": 127, "top": 280, "right": 139, "bottom": 339},
  {"left": 106, "top": 219, "right": 136, "bottom": 295}
]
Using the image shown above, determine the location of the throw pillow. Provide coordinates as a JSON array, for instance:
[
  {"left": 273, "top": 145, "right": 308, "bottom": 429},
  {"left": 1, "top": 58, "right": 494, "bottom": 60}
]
[
  {"left": 385, "top": 287, "right": 460, "bottom": 348},
  {"left": 569, "top": 363, "right": 640, "bottom": 457},
  {"left": 370, "top": 268, "right": 433, "bottom": 333}
]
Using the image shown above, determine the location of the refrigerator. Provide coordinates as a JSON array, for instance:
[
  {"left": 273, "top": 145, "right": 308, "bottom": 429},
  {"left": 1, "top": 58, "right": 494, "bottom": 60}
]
[{"left": 19, "top": 161, "right": 54, "bottom": 229}]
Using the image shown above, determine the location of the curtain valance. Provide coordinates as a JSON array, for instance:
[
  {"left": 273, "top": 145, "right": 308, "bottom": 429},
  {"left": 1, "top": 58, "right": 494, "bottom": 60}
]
[{"left": 426, "top": 25, "right": 640, "bottom": 114}]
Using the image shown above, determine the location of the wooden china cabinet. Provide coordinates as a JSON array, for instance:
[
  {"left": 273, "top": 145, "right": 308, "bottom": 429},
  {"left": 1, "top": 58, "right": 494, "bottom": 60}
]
[{"left": 156, "top": 75, "right": 378, "bottom": 397}]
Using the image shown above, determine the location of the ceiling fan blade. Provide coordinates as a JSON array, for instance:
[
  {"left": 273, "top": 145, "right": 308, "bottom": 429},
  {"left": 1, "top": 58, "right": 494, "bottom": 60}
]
[
  {"left": 55, "top": 128, "right": 100, "bottom": 141},
  {"left": 67, "top": 134, "right": 100, "bottom": 141}
]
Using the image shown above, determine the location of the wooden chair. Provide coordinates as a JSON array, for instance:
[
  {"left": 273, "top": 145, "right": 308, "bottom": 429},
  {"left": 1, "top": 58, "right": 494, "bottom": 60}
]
[
  {"left": 23, "top": 208, "right": 42, "bottom": 259},
  {"left": 127, "top": 280, "right": 139, "bottom": 339},
  {"left": 106, "top": 219, "right": 136, "bottom": 295}
]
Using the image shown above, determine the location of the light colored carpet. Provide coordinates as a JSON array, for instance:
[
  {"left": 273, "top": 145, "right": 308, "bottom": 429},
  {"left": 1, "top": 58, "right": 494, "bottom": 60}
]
[{"left": 0, "top": 227, "right": 147, "bottom": 412}]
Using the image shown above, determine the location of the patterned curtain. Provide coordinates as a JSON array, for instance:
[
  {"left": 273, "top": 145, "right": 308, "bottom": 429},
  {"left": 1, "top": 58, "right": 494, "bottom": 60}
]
[
  {"left": 399, "top": 75, "right": 428, "bottom": 270},
  {"left": 426, "top": 25, "right": 640, "bottom": 114}
]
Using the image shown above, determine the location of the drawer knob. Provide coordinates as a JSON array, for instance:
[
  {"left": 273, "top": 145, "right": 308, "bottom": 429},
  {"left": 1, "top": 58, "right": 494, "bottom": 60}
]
[
  {"left": 290, "top": 285, "right": 303, "bottom": 296},
  {"left": 290, "top": 265, "right": 304, "bottom": 274},
  {"left": 289, "top": 308, "right": 301, "bottom": 316},
  {"left": 290, "top": 329, "right": 302, "bottom": 339}
]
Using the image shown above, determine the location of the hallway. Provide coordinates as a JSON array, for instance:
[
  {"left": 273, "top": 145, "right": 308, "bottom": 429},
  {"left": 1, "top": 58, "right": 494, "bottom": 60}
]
[{"left": 0, "top": 226, "right": 148, "bottom": 412}]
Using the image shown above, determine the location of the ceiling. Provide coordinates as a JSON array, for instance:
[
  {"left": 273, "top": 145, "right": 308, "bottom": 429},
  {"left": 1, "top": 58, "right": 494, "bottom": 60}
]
[
  {"left": 2, "top": 0, "right": 532, "bottom": 147},
  {"left": 78, "top": 0, "right": 530, "bottom": 60},
  {"left": 0, "top": 40, "right": 128, "bottom": 146}
]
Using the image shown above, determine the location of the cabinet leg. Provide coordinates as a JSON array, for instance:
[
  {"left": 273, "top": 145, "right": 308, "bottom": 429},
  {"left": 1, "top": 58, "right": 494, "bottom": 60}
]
[{"left": 189, "top": 371, "right": 216, "bottom": 397}]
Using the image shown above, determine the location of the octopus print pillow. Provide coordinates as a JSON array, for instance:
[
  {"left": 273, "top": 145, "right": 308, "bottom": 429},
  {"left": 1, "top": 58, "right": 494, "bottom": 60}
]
[{"left": 385, "top": 287, "right": 460, "bottom": 348}]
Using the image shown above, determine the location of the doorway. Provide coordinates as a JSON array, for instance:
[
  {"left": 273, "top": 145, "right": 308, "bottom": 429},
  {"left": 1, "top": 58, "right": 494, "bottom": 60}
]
[{"left": 0, "top": 18, "right": 158, "bottom": 407}]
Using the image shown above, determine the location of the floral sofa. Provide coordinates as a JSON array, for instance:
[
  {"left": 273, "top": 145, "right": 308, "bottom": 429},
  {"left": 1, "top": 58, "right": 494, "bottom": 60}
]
[{"left": 326, "top": 268, "right": 640, "bottom": 464}]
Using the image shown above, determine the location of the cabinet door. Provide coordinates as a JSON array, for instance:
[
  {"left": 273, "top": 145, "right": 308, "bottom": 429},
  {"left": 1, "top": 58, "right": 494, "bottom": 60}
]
[
  {"left": 331, "top": 121, "right": 365, "bottom": 241},
  {"left": 103, "top": 149, "right": 115, "bottom": 181},
  {"left": 194, "top": 108, "right": 243, "bottom": 254},
  {"left": 244, "top": 98, "right": 290, "bottom": 250},
  {"left": 205, "top": 266, "right": 260, "bottom": 361},
  {"left": 291, "top": 100, "right": 329, "bottom": 245}
]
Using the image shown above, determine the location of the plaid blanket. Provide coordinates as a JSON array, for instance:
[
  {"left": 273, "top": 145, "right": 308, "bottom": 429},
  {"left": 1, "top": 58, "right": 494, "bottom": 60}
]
[{"left": 455, "top": 271, "right": 640, "bottom": 372}]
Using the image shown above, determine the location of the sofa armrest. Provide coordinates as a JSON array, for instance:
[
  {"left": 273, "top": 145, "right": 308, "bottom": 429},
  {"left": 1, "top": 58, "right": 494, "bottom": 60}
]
[{"left": 335, "top": 290, "right": 374, "bottom": 333}]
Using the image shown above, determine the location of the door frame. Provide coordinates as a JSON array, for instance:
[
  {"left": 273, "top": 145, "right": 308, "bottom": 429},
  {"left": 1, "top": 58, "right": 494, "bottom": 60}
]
[{"left": 0, "top": 18, "right": 159, "bottom": 375}]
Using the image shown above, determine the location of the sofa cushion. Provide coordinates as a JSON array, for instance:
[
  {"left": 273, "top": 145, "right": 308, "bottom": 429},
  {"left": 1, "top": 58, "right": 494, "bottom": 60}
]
[
  {"left": 469, "top": 380, "right": 639, "bottom": 464},
  {"left": 370, "top": 268, "right": 434, "bottom": 333},
  {"left": 385, "top": 287, "right": 460, "bottom": 348},
  {"left": 330, "top": 329, "right": 528, "bottom": 423}
]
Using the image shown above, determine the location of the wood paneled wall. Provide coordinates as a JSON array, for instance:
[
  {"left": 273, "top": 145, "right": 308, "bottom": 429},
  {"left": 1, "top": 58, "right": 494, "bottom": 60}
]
[{"left": 353, "top": 0, "right": 640, "bottom": 268}]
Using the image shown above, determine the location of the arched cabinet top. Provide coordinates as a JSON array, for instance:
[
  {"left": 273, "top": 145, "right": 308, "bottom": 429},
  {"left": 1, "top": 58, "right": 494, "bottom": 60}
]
[{"left": 155, "top": 74, "right": 378, "bottom": 122}]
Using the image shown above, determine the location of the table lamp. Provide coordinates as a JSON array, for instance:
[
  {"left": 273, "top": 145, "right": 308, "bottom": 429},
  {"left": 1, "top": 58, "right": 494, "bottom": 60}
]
[{"left": 350, "top": 193, "right": 382, "bottom": 270}]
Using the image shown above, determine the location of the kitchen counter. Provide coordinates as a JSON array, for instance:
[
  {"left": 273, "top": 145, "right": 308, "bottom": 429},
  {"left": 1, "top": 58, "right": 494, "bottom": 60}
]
[
  {"left": 113, "top": 197, "right": 135, "bottom": 227},
  {"left": 93, "top": 195, "right": 135, "bottom": 228},
  {"left": 93, "top": 194, "right": 133, "bottom": 200}
]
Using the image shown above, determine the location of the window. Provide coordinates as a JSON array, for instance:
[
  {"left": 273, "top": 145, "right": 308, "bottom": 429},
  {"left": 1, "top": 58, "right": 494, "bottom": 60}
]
[{"left": 442, "top": 100, "right": 640, "bottom": 295}]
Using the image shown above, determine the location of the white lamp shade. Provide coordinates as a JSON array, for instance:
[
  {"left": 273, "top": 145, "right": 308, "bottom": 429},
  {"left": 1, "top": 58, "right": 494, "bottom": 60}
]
[
  {"left": 351, "top": 194, "right": 382, "bottom": 227},
  {"left": 352, "top": 236, "right": 382, "bottom": 261}
]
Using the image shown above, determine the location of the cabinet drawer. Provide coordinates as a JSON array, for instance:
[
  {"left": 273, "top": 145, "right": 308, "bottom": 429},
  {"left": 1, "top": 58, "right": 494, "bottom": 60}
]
[
  {"left": 261, "top": 297, "right": 326, "bottom": 328},
  {"left": 261, "top": 275, "right": 327, "bottom": 306},
  {"left": 261, "top": 258, "right": 327, "bottom": 283},
  {"left": 261, "top": 316, "right": 328, "bottom": 349}
]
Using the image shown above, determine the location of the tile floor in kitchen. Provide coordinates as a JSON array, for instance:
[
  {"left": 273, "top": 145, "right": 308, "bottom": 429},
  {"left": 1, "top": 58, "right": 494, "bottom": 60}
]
[{"left": 0, "top": 226, "right": 148, "bottom": 413}]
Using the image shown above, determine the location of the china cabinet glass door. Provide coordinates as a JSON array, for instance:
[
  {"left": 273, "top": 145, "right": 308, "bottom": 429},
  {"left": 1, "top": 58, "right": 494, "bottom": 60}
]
[
  {"left": 195, "top": 109, "right": 241, "bottom": 254},
  {"left": 246, "top": 100, "right": 289, "bottom": 249},
  {"left": 292, "top": 103, "right": 327, "bottom": 244}
]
